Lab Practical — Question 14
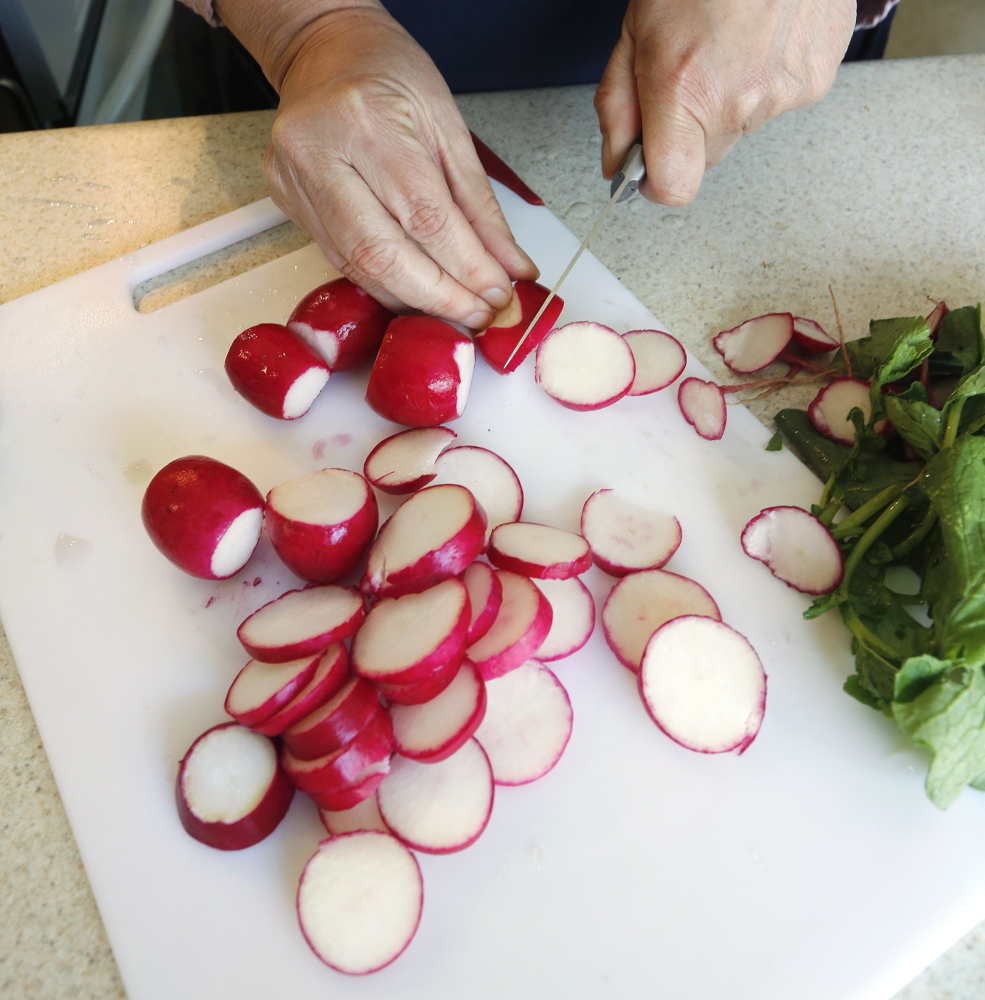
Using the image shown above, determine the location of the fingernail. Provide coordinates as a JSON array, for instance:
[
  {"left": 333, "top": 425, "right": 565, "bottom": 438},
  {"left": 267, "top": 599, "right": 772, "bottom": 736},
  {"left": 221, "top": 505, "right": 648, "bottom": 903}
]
[
  {"left": 481, "top": 286, "right": 512, "bottom": 310},
  {"left": 465, "top": 309, "right": 492, "bottom": 330}
]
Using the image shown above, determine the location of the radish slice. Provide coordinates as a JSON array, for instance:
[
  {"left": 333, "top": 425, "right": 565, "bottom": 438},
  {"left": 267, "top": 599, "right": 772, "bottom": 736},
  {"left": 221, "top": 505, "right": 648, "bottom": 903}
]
[
  {"left": 808, "top": 377, "right": 880, "bottom": 445},
  {"left": 320, "top": 795, "right": 388, "bottom": 836},
  {"left": 363, "top": 426, "right": 457, "bottom": 495},
  {"left": 377, "top": 738, "right": 494, "bottom": 854},
  {"left": 431, "top": 445, "right": 524, "bottom": 541},
  {"left": 791, "top": 317, "right": 839, "bottom": 354},
  {"left": 580, "top": 489, "right": 682, "bottom": 576},
  {"left": 602, "top": 568, "right": 721, "bottom": 673},
  {"left": 474, "top": 660, "right": 573, "bottom": 785},
  {"left": 389, "top": 660, "right": 487, "bottom": 762},
  {"left": 623, "top": 329, "right": 687, "bottom": 394},
  {"left": 283, "top": 677, "right": 384, "bottom": 761},
  {"left": 252, "top": 644, "right": 350, "bottom": 737},
  {"left": 488, "top": 521, "right": 592, "bottom": 580},
  {"left": 224, "top": 652, "right": 322, "bottom": 729},
  {"left": 467, "top": 570, "right": 553, "bottom": 679},
  {"left": 297, "top": 831, "right": 423, "bottom": 975},
  {"left": 741, "top": 506, "right": 844, "bottom": 595},
  {"left": 532, "top": 577, "right": 595, "bottom": 661},
  {"left": 362, "top": 484, "right": 487, "bottom": 597},
  {"left": 534, "top": 321, "right": 636, "bottom": 410},
  {"left": 678, "top": 377, "right": 727, "bottom": 440},
  {"left": 237, "top": 585, "right": 365, "bottom": 664},
  {"left": 462, "top": 561, "right": 503, "bottom": 644},
  {"left": 712, "top": 313, "right": 793, "bottom": 373},
  {"left": 176, "top": 723, "right": 294, "bottom": 850},
  {"left": 638, "top": 616, "right": 767, "bottom": 754}
]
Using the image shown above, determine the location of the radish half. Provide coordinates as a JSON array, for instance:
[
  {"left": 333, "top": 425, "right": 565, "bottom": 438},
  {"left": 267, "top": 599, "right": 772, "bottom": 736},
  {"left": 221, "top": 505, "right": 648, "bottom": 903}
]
[
  {"left": 488, "top": 521, "right": 592, "bottom": 580},
  {"left": 532, "top": 577, "right": 596, "bottom": 661},
  {"left": 431, "top": 445, "right": 524, "bottom": 541},
  {"left": 623, "top": 329, "right": 687, "bottom": 394},
  {"left": 474, "top": 279, "right": 565, "bottom": 374},
  {"left": 741, "top": 506, "right": 844, "bottom": 595},
  {"left": 678, "top": 377, "right": 727, "bottom": 440},
  {"left": 580, "top": 489, "right": 682, "bottom": 576},
  {"left": 363, "top": 426, "right": 457, "bottom": 495},
  {"left": 535, "top": 321, "right": 636, "bottom": 410},
  {"left": 713, "top": 313, "right": 793, "bottom": 373}
]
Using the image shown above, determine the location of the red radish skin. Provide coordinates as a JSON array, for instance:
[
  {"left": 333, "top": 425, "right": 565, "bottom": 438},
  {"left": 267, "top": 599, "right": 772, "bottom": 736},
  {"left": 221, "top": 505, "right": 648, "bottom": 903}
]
[
  {"left": 363, "top": 426, "right": 457, "bottom": 495},
  {"left": 602, "top": 568, "right": 721, "bottom": 672},
  {"left": 580, "top": 489, "right": 682, "bottom": 576},
  {"left": 791, "top": 317, "right": 839, "bottom": 354},
  {"left": 462, "top": 561, "right": 503, "bottom": 644},
  {"left": 389, "top": 659, "right": 487, "bottom": 762},
  {"left": 535, "top": 321, "right": 636, "bottom": 410},
  {"left": 362, "top": 484, "right": 487, "bottom": 597},
  {"left": 319, "top": 795, "right": 388, "bottom": 837},
  {"left": 623, "top": 329, "right": 687, "bottom": 395},
  {"left": 474, "top": 279, "right": 565, "bottom": 373},
  {"left": 474, "top": 660, "right": 573, "bottom": 785},
  {"left": 283, "top": 677, "right": 386, "bottom": 761},
  {"left": 252, "top": 644, "right": 351, "bottom": 737},
  {"left": 176, "top": 723, "right": 294, "bottom": 850},
  {"left": 488, "top": 521, "right": 592, "bottom": 580},
  {"left": 366, "top": 316, "right": 475, "bottom": 426},
  {"left": 470, "top": 132, "right": 544, "bottom": 206},
  {"left": 638, "top": 616, "right": 767, "bottom": 755},
  {"left": 237, "top": 585, "right": 365, "bottom": 664},
  {"left": 926, "top": 300, "right": 948, "bottom": 337},
  {"left": 287, "top": 277, "right": 395, "bottom": 371},
  {"left": 307, "top": 764, "right": 392, "bottom": 813},
  {"left": 678, "top": 377, "right": 727, "bottom": 440},
  {"left": 712, "top": 313, "right": 793, "bottom": 373},
  {"left": 532, "top": 577, "right": 596, "bottom": 661},
  {"left": 372, "top": 656, "right": 463, "bottom": 706},
  {"left": 432, "top": 445, "right": 524, "bottom": 542},
  {"left": 741, "top": 506, "right": 844, "bottom": 595},
  {"left": 377, "top": 739, "right": 494, "bottom": 854},
  {"left": 296, "top": 831, "right": 423, "bottom": 975},
  {"left": 142, "top": 455, "right": 264, "bottom": 580},
  {"left": 224, "top": 323, "right": 331, "bottom": 420},
  {"left": 808, "top": 377, "right": 883, "bottom": 445},
  {"left": 224, "top": 652, "right": 322, "bottom": 730}
]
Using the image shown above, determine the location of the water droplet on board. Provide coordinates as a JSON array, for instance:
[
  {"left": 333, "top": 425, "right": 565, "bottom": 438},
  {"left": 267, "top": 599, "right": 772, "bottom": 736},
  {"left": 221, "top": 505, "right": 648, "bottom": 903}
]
[
  {"left": 529, "top": 844, "right": 544, "bottom": 868},
  {"left": 55, "top": 533, "right": 91, "bottom": 566},
  {"left": 123, "top": 459, "right": 152, "bottom": 484}
]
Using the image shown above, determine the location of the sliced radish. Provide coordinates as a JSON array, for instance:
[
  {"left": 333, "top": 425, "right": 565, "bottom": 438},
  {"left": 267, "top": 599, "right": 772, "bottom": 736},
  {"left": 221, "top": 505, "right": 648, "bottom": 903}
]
[
  {"left": 808, "top": 377, "right": 881, "bottom": 445},
  {"left": 535, "top": 321, "right": 636, "bottom": 410},
  {"left": 488, "top": 521, "right": 592, "bottom": 580},
  {"left": 431, "top": 445, "right": 524, "bottom": 541},
  {"left": 580, "top": 489, "right": 682, "bottom": 576},
  {"left": 791, "top": 316, "right": 839, "bottom": 354},
  {"left": 639, "top": 615, "right": 767, "bottom": 754},
  {"left": 319, "top": 795, "right": 388, "bottom": 836},
  {"left": 532, "top": 577, "right": 595, "bottom": 661},
  {"left": 373, "top": 664, "right": 466, "bottom": 707},
  {"left": 462, "top": 561, "right": 503, "bottom": 644},
  {"left": 176, "top": 722, "right": 293, "bottom": 850},
  {"left": 297, "top": 831, "right": 423, "bottom": 974},
  {"left": 237, "top": 585, "right": 365, "bottom": 664},
  {"left": 361, "top": 484, "right": 486, "bottom": 597},
  {"left": 741, "top": 506, "right": 844, "bottom": 595},
  {"left": 389, "top": 659, "right": 487, "bottom": 763},
  {"left": 678, "top": 377, "right": 727, "bottom": 440},
  {"left": 467, "top": 570, "right": 553, "bottom": 680},
  {"left": 623, "top": 329, "right": 687, "bottom": 394},
  {"left": 142, "top": 455, "right": 263, "bottom": 580},
  {"left": 224, "top": 651, "right": 322, "bottom": 729},
  {"left": 473, "top": 279, "right": 565, "bottom": 374},
  {"left": 363, "top": 426, "right": 457, "bottom": 495},
  {"left": 602, "top": 568, "right": 721, "bottom": 673},
  {"left": 283, "top": 676, "right": 385, "bottom": 761},
  {"left": 713, "top": 313, "right": 793, "bottom": 373},
  {"left": 265, "top": 468, "right": 378, "bottom": 584},
  {"left": 474, "top": 660, "right": 573, "bottom": 785},
  {"left": 377, "top": 738, "right": 494, "bottom": 854}
]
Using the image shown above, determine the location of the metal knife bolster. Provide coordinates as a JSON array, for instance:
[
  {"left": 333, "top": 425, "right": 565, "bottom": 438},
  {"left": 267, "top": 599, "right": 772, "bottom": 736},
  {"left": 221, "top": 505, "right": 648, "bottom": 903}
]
[{"left": 610, "top": 142, "right": 647, "bottom": 202}]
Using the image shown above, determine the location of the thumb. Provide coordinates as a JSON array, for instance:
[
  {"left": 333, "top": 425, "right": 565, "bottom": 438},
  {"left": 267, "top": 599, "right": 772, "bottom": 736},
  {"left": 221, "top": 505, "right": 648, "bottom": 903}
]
[
  {"left": 637, "top": 84, "right": 708, "bottom": 206},
  {"left": 594, "top": 29, "right": 642, "bottom": 180}
]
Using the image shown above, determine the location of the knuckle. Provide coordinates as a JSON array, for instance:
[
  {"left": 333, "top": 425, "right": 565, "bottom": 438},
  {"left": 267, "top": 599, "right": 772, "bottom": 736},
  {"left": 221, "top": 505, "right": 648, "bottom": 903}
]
[
  {"left": 402, "top": 198, "right": 450, "bottom": 243},
  {"left": 343, "top": 236, "right": 401, "bottom": 284}
]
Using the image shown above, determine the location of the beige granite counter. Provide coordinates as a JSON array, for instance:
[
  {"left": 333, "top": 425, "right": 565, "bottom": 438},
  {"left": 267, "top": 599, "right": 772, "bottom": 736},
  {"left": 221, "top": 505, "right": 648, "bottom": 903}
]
[{"left": 2, "top": 54, "right": 985, "bottom": 1000}]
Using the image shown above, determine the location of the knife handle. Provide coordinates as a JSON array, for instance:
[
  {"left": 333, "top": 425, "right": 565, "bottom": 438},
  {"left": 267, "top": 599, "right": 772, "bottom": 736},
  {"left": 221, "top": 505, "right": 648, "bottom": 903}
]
[{"left": 610, "top": 142, "right": 646, "bottom": 202}]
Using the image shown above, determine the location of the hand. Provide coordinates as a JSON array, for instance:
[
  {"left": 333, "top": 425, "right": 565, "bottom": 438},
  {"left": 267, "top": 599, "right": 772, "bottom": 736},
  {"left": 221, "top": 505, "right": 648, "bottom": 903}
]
[
  {"left": 218, "top": 1, "right": 538, "bottom": 327},
  {"left": 594, "top": 0, "right": 857, "bottom": 205}
]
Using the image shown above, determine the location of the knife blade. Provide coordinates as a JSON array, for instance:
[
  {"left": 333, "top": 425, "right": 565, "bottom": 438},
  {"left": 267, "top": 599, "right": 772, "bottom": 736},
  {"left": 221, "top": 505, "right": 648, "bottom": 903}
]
[{"left": 503, "top": 142, "right": 646, "bottom": 369}]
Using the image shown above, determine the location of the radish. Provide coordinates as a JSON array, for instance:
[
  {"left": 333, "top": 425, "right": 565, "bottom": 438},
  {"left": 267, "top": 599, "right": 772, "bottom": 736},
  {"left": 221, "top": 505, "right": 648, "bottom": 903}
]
[
  {"left": 224, "top": 651, "right": 322, "bottom": 729},
  {"left": 432, "top": 445, "right": 524, "bottom": 541},
  {"left": 389, "top": 659, "right": 487, "bottom": 763},
  {"left": 175, "top": 722, "right": 294, "bottom": 850},
  {"left": 473, "top": 279, "right": 564, "bottom": 374},
  {"left": 622, "top": 329, "right": 687, "bottom": 394},
  {"left": 252, "top": 644, "right": 351, "bottom": 737},
  {"left": 296, "top": 831, "right": 423, "bottom": 975},
  {"left": 283, "top": 676, "right": 386, "bottom": 761},
  {"left": 808, "top": 377, "right": 882, "bottom": 445},
  {"left": 365, "top": 315, "right": 475, "bottom": 426},
  {"left": 532, "top": 577, "right": 595, "bottom": 661},
  {"left": 580, "top": 489, "right": 682, "bottom": 576},
  {"left": 488, "top": 521, "right": 592, "bottom": 580},
  {"left": 287, "top": 276, "right": 395, "bottom": 371},
  {"left": 926, "top": 300, "right": 948, "bottom": 337},
  {"left": 361, "top": 484, "right": 487, "bottom": 597},
  {"left": 319, "top": 795, "right": 388, "bottom": 836},
  {"left": 474, "top": 660, "right": 573, "bottom": 785},
  {"left": 678, "top": 377, "right": 727, "bottom": 440},
  {"left": 535, "top": 321, "right": 636, "bottom": 410},
  {"left": 638, "top": 615, "right": 766, "bottom": 754},
  {"left": 602, "top": 568, "right": 721, "bottom": 672},
  {"left": 467, "top": 570, "right": 553, "bottom": 680},
  {"left": 363, "top": 426, "right": 457, "bottom": 495},
  {"left": 377, "top": 738, "right": 494, "bottom": 854},
  {"left": 462, "top": 561, "right": 503, "bottom": 644},
  {"left": 741, "top": 506, "right": 844, "bottom": 595},
  {"left": 265, "top": 468, "right": 378, "bottom": 584},
  {"left": 236, "top": 585, "right": 365, "bottom": 664},
  {"left": 791, "top": 316, "right": 839, "bottom": 354},
  {"left": 141, "top": 455, "right": 264, "bottom": 580},
  {"left": 712, "top": 313, "right": 793, "bottom": 373},
  {"left": 224, "top": 323, "right": 331, "bottom": 420}
]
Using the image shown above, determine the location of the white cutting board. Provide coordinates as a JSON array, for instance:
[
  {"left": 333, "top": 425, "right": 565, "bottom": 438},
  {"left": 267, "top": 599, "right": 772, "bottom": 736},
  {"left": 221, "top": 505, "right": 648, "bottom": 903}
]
[{"left": 1, "top": 187, "right": 984, "bottom": 1000}]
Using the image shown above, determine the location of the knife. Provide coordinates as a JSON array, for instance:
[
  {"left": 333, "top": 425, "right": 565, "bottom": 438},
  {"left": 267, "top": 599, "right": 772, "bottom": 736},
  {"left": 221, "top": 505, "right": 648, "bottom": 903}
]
[{"left": 503, "top": 142, "right": 647, "bottom": 369}]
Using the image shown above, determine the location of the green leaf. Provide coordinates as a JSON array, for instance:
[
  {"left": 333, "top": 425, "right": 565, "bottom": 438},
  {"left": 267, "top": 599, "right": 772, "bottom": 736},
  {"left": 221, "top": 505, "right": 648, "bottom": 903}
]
[
  {"left": 884, "top": 395, "right": 943, "bottom": 459},
  {"left": 765, "top": 432, "right": 783, "bottom": 452},
  {"left": 935, "top": 304, "right": 983, "bottom": 376},
  {"left": 845, "top": 316, "right": 933, "bottom": 386}
]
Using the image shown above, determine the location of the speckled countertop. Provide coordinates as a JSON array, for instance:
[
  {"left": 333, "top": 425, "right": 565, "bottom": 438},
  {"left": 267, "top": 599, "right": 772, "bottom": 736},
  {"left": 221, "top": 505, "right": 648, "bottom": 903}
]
[{"left": 2, "top": 54, "right": 984, "bottom": 1000}]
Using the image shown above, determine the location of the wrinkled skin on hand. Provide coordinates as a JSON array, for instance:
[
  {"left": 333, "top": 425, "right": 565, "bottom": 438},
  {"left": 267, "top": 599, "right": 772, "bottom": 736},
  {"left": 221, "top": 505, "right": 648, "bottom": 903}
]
[{"left": 595, "top": 0, "right": 857, "bottom": 205}]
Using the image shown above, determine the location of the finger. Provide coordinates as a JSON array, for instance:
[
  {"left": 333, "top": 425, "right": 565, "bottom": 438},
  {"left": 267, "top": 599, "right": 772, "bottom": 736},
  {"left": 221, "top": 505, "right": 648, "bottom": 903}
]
[{"left": 594, "top": 27, "right": 642, "bottom": 180}]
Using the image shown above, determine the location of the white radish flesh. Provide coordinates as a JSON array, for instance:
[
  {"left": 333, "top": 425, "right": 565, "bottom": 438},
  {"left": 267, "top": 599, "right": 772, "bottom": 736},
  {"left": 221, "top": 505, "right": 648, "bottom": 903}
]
[
  {"left": 741, "top": 506, "right": 844, "bottom": 595},
  {"left": 488, "top": 521, "right": 592, "bottom": 580},
  {"left": 535, "top": 321, "right": 636, "bottom": 410},
  {"left": 532, "top": 577, "right": 595, "bottom": 661},
  {"left": 713, "top": 313, "right": 793, "bottom": 373},
  {"left": 224, "top": 652, "right": 322, "bottom": 729},
  {"left": 580, "top": 489, "right": 682, "bottom": 576},
  {"left": 678, "top": 377, "right": 727, "bottom": 440},
  {"left": 320, "top": 795, "right": 388, "bottom": 836},
  {"left": 363, "top": 426, "right": 457, "bottom": 495},
  {"left": 808, "top": 377, "right": 877, "bottom": 445},
  {"left": 462, "top": 561, "right": 503, "bottom": 644},
  {"left": 791, "top": 316, "right": 839, "bottom": 354},
  {"left": 431, "top": 445, "right": 524, "bottom": 541},
  {"left": 623, "top": 329, "right": 687, "bottom": 394}
]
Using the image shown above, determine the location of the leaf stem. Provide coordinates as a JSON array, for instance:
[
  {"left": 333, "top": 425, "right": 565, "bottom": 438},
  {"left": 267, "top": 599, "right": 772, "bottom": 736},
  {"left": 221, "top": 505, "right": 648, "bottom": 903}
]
[
  {"left": 943, "top": 397, "right": 965, "bottom": 449},
  {"left": 890, "top": 507, "right": 938, "bottom": 561},
  {"left": 842, "top": 605, "right": 901, "bottom": 661},
  {"left": 831, "top": 483, "right": 903, "bottom": 540},
  {"left": 839, "top": 496, "right": 909, "bottom": 592}
]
